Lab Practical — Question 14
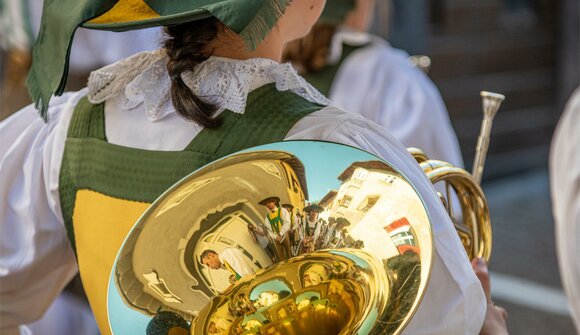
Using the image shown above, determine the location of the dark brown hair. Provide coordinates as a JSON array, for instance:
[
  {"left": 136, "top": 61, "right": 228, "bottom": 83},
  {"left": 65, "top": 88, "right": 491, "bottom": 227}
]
[
  {"left": 283, "top": 23, "right": 338, "bottom": 73},
  {"left": 164, "top": 18, "right": 222, "bottom": 128}
]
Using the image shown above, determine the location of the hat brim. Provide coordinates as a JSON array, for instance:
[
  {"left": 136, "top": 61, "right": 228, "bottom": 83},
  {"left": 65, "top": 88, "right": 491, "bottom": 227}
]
[{"left": 259, "top": 197, "right": 281, "bottom": 206}]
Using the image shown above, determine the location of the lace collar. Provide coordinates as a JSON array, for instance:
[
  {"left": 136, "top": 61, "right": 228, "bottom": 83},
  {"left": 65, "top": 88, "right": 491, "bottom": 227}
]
[{"left": 87, "top": 49, "right": 330, "bottom": 122}]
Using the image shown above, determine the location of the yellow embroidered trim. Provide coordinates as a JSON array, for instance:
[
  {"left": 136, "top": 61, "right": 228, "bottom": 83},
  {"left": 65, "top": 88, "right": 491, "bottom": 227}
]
[{"left": 88, "top": 0, "right": 159, "bottom": 25}]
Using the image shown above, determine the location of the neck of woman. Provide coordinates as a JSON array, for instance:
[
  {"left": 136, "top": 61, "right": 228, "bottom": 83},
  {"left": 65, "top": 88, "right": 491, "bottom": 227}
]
[{"left": 210, "top": 29, "right": 285, "bottom": 63}]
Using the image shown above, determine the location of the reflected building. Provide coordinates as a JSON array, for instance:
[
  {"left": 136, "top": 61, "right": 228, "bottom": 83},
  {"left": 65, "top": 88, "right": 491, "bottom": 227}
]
[
  {"left": 113, "top": 151, "right": 309, "bottom": 320},
  {"left": 320, "top": 161, "right": 430, "bottom": 260}
]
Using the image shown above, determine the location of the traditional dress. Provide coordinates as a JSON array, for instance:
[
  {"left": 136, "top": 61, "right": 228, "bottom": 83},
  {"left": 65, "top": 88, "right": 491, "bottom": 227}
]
[
  {"left": 1, "top": 43, "right": 485, "bottom": 335},
  {"left": 263, "top": 207, "right": 292, "bottom": 259},
  {"left": 303, "top": 29, "right": 464, "bottom": 167},
  {"left": 303, "top": 217, "right": 324, "bottom": 250},
  {"left": 264, "top": 207, "right": 292, "bottom": 241},
  {"left": 550, "top": 87, "right": 580, "bottom": 332}
]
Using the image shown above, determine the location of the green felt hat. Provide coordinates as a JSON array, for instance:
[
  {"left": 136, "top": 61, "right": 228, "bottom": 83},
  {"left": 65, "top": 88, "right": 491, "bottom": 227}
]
[
  {"left": 320, "top": 0, "right": 356, "bottom": 24},
  {"left": 27, "top": 0, "right": 292, "bottom": 120}
]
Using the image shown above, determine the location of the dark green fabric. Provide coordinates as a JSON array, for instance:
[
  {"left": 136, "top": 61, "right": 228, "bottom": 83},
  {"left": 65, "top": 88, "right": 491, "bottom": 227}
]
[
  {"left": 26, "top": 0, "right": 118, "bottom": 119},
  {"left": 302, "top": 44, "right": 363, "bottom": 97},
  {"left": 320, "top": 0, "right": 356, "bottom": 24},
  {"left": 59, "top": 84, "right": 323, "bottom": 253},
  {"left": 28, "top": 0, "right": 292, "bottom": 119}
]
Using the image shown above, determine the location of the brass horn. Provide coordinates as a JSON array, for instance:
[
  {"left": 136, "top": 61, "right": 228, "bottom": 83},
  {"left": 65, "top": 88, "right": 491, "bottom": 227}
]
[
  {"left": 108, "top": 144, "right": 434, "bottom": 335},
  {"left": 408, "top": 91, "right": 504, "bottom": 261},
  {"left": 106, "top": 93, "right": 503, "bottom": 335}
]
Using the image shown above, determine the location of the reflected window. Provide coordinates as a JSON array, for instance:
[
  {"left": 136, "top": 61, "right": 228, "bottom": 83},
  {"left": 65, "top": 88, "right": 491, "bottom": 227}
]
[
  {"left": 291, "top": 175, "right": 300, "bottom": 193},
  {"left": 339, "top": 196, "right": 352, "bottom": 208},
  {"left": 358, "top": 196, "right": 379, "bottom": 212},
  {"left": 354, "top": 169, "right": 368, "bottom": 181}
]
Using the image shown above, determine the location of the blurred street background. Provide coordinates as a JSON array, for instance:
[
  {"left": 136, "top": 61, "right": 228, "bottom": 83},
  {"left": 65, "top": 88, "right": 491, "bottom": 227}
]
[
  {"left": 387, "top": 0, "right": 578, "bottom": 333},
  {"left": 1, "top": 0, "right": 579, "bottom": 333}
]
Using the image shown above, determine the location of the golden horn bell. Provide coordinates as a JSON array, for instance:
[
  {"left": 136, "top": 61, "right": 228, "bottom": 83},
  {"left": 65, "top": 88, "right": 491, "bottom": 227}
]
[
  {"left": 408, "top": 90, "right": 504, "bottom": 261},
  {"left": 109, "top": 143, "right": 433, "bottom": 335},
  {"left": 108, "top": 93, "right": 503, "bottom": 334}
]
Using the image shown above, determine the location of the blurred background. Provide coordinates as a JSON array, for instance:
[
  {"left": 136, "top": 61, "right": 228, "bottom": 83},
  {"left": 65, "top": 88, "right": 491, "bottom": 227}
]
[
  {"left": 1, "top": 0, "right": 579, "bottom": 334},
  {"left": 386, "top": 0, "right": 579, "bottom": 333}
]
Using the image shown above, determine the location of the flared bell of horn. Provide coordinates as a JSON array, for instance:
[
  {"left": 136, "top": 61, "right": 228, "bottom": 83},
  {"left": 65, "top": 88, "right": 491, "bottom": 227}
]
[
  {"left": 107, "top": 141, "right": 434, "bottom": 335},
  {"left": 472, "top": 91, "right": 505, "bottom": 183}
]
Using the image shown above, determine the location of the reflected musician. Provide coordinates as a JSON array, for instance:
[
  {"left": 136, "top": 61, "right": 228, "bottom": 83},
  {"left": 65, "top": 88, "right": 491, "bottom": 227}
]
[
  {"left": 302, "top": 204, "right": 324, "bottom": 253},
  {"left": 327, "top": 218, "right": 352, "bottom": 248},
  {"left": 281, "top": 203, "right": 304, "bottom": 256},
  {"left": 257, "top": 197, "right": 292, "bottom": 259},
  {"left": 201, "top": 249, "right": 255, "bottom": 284}
]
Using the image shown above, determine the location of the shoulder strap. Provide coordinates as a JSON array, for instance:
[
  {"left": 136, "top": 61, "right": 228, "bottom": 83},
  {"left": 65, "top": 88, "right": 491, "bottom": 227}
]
[{"left": 67, "top": 96, "right": 107, "bottom": 140}]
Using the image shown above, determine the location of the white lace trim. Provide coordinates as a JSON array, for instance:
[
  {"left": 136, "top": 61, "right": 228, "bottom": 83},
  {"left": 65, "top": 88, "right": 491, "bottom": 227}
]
[{"left": 87, "top": 49, "right": 330, "bottom": 122}]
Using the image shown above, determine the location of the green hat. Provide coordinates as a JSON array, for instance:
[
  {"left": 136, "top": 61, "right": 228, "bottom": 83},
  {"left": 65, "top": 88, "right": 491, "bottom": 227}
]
[
  {"left": 27, "top": 0, "right": 292, "bottom": 120},
  {"left": 320, "top": 0, "right": 356, "bottom": 24}
]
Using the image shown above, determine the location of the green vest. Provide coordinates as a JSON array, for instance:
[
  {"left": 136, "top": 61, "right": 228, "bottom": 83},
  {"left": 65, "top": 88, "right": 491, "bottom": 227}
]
[
  {"left": 58, "top": 83, "right": 322, "bottom": 335},
  {"left": 267, "top": 208, "right": 283, "bottom": 234},
  {"left": 223, "top": 261, "right": 242, "bottom": 281}
]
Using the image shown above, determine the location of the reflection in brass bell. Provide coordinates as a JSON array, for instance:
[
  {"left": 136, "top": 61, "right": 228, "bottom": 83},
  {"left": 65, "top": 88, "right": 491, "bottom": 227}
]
[{"left": 108, "top": 141, "right": 434, "bottom": 335}]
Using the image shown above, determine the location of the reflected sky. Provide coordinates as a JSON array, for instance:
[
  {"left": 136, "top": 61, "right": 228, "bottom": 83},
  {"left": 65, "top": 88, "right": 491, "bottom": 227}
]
[
  {"left": 242, "top": 142, "right": 377, "bottom": 201},
  {"left": 108, "top": 272, "right": 150, "bottom": 334}
]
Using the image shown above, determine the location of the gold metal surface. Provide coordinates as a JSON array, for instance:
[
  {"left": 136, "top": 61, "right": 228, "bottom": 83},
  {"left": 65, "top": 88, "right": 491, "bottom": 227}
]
[
  {"left": 108, "top": 143, "right": 433, "bottom": 334},
  {"left": 408, "top": 91, "right": 504, "bottom": 261},
  {"left": 473, "top": 91, "right": 505, "bottom": 183}
]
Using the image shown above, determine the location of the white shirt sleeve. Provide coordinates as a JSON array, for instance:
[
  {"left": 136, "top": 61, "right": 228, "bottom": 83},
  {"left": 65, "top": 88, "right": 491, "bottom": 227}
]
[
  {"left": 278, "top": 208, "right": 292, "bottom": 238},
  {"left": 221, "top": 248, "right": 255, "bottom": 277},
  {"left": 550, "top": 87, "right": 580, "bottom": 331},
  {"left": 0, "top": 91, "right": 85, "bottom": 333},
  {"left": 287, "top": 107, "right": 486, "bottom": 335},
  {"left": 313, "top": 220, "right": 323, "bottom": 243},
  {"left": 263, "top": 216, "right": 277, "bottom": 240}
]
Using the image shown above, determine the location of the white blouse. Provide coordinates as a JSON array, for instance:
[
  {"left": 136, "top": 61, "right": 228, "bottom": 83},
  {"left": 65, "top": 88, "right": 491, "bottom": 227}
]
[
  {"left": 0, "top": 51, "right": 485, "bottom": 335},
  {"left": 327, "top": 30, "right": 464, "bottom": 167}
]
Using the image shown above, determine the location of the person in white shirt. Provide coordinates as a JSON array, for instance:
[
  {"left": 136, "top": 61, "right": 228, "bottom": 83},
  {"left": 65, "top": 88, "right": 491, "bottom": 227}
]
[
  {"left": 302, "top": 204, "right": 325, "bottom": 252},
  {"left": 550, "top": 87, "right": 580, "bottom": 333},
  {"left": 281, "top": 203, "right": 303, "bottom": 256},
  {"left": 0, "top": 0, "right": 487, "bottom": 334},
  {"left": 201, "top": 248, "right": 256, "bottom": 283},
  {"left": 285, "top": 0, "right": 463, "bottom": 167},
  {"left": 258, "top": 197, "right": 292, "bottom": 259}
]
